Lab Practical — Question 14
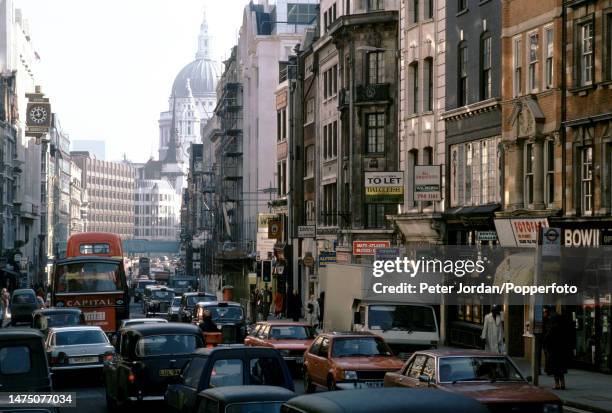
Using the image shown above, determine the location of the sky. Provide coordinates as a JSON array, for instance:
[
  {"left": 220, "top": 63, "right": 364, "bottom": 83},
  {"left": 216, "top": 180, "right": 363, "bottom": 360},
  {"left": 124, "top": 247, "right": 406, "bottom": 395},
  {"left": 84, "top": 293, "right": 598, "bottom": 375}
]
[{"left": 16, "top": 0, "right": 250, "bottom": 162}]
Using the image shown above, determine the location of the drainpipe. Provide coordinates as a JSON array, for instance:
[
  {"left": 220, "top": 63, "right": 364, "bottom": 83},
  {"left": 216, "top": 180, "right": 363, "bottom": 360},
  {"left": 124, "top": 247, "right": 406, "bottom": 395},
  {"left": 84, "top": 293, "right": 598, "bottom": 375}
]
[{"left": 561, "top": 2, "right": 567, "bottom": 213}]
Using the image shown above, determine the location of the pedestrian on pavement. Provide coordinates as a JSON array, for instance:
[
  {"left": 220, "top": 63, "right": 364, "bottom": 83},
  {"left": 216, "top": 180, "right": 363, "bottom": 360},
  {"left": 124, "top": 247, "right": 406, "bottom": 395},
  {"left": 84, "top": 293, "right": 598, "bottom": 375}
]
[
  {"left": 317, "top": 291, "right": 325, "bottom": 329},
  {"left": 256, "top": 289, "right": 265, "bottom": 321},
  {"left": 249, "top": 288, "right": 259, "bottom": 324},
  {"left": 274, "top": 291, "right": 284, "bottom": 319},
  {"left": 0, "top": 287, "right": 8, "bottom": 328},
  {"left": 306, "top": 295, "right": 319, "bottom": 327},
  {"left": 262, "top": 286, "right": 272, "bottom": 321},
  {"left": 543, "top": 306, "right": 575, "bottom": 390},
  {"left": 287, "top": 289, "right": 302, "bottom": 322},
  {"left": 481, "top": 305, "right": 505, "bottom": 354}
]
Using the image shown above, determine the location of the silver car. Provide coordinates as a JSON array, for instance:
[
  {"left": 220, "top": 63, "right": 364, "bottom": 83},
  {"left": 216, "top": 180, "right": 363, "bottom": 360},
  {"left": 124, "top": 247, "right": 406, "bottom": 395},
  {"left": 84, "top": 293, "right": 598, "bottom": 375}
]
[
  {"left": 45, "top": 326, "right": 115, "bottom": 372},
  {"left": 119, "top": 318, "right": 168, "bottom": 329}
]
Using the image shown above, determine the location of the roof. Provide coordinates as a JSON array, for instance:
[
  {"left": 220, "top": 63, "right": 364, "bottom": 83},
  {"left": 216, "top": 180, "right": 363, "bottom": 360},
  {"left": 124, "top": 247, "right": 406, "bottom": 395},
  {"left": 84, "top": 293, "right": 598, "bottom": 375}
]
[
  {"left": 11, "top": 288, "right": 35, "bottom": 295},
  {"left": 123, "top": 318, "right": 168, "bottom": 324},
  {"left": 414, "top": 349, "right": 509, "bottom": 358},
  {"left": 320, "top": 332, "right": 377, "bottom": 338},
  {"left": 55, "top": 256, "right": 122, "bottom": 265},
  {"left": 171, "top": 58, "right": 220, "bottom": 98},
  {"left": 48, "top": 326, "right": 105, "bottom": 333},
  {"left": 195, "top": 301, "right": 241, "bottom": 307},
  {"left": 258, "top": 320, "right": 311, "bottom": 327},
  {"left": 0, "top": 328, "right": 45, "bottom": 341},
  {"left": 33, "top": 308, "right": 82, "bottom": 315},
  {"left": 199, "top": 385, "right": 295, "bottom": 403},
  {"left": 183, "top": 291, "right": 216, "bottom": 297},
  {"left": 285, "top": 388, "right": 489, "bottom": 413},
  {"left": 121, "top": 322, "right": 201, "bottom": 335},
  {"left": 193, "top": 345, "right": 277, "bottom": 357}
]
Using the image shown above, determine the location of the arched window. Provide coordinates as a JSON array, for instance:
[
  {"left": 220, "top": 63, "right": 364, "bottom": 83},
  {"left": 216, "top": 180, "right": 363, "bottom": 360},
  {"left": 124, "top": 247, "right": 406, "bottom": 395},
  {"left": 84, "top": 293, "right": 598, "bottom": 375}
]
[{"left": 423, "top": 57, "right": 434, "bottom": 111}]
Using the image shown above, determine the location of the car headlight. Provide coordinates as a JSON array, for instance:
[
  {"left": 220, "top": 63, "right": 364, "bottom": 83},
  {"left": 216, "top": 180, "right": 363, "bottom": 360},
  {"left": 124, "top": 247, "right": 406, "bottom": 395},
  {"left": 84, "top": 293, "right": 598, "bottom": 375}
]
[
  {"left": 543, "top": 404, "right": 561, "bottom": 413},
  {"left": 344, "top": 370, "right": 358, "bottom": 380}
]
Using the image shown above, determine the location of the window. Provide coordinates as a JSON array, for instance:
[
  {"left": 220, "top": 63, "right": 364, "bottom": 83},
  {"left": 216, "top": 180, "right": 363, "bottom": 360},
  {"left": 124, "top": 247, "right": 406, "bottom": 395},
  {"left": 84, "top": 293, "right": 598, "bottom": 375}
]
[
  {"left": 450, "top": 137, "right": 501, "bottom": 207},
  {"left": 425, "top": 0, "right": 433, "bottom": 19},
  {"left": 333, "top": 121, "right": 338, "bottom": 157},
  {"left": 529, "top": 32, "right": 539, "bottom": 91},
  {"left": 368, "top": 0, "right": 383, "bottom": 11},
  {"left": 183, "top": 357, "right": 207, "bottom": 388},
  {"left": 305, "top": 200, "right": 316, "bottom": 224},
  {"left": 367, "top": 52, "right": 384, "bottom": 84},
  {"left": 305, "top": 145, "right": 315, "bottom": 177},
  {"left": 407, "top": 355, "right": 428, "bottom": 379},
  {"left": 412, "top": 0, "right": 419, "bottom": 23},
  {"left": 525, "top": 142, "right": 534, "bottom": 205},
  {"left": 458, "top": 42, "right": 468, "bottom": 106},
  {"left": 0, "top": 346, "right": 31, "bottom": 374},
  {"left": 287, "top": 3, "right": 318, "bottom": 25},
  {"left": 305, "top": 98, "right": 314, "bottom": 124},
  {"left": 481, "top": 35, "right": 492, "bottom": 99},
  {"left": 458, "top": 0, "right": 467, "bottom": 12},
  {"left": 581, "top": 146, "right": 593, "bottom": 214},
  {"left": 545, "top": 139, "right": 555, "bottom": 205},
  {"left": 366, "top": 204, "right": 386, "bottom": 228},
  {"left": 323, "top": 70, "right": 328, "bottom": 98},
  {"left": 545, "top": 27, "right": 554, "bottom": 88},
  {"left": 424, "top": 58, "right": 433, "bottom": 111},
  {"left": 606, "top": 13, "right": 612, "bottom": 80},
  {"left": 277, "top": 111, "right": 282, "bottom": 141},
  {"left": 578, "top": 20, "right": 594, "bottom": 86},
  {"left": 249, "top": 357, "right": 285, "bottom": 386},
  {"left": 513, "top": 37, "right": 522, "bottom": 97},
  {"left": 318, "top": 338, "right": 330, "bottom": 357},
  {"left": 322, "top": 183, "right": 337, "bottom": 226},
  {"left": 410, "top": 62, "right": 419, "bottom": 114},
  {"left": 324, "top": 65, "right": 338, "bottom": 98},
  {"left": 210, "top": 359, "right": 243, "bottom": 388},
  {"left": 366, "top": 113, "right": 385, "bottom": 153}
]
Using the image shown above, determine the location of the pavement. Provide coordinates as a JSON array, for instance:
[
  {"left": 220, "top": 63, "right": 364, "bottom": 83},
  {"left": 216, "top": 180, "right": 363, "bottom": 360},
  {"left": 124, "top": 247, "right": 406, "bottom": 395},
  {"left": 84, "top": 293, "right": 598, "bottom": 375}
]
[{"left": 512, "top": 358, "right": 612, "bottom": 413}]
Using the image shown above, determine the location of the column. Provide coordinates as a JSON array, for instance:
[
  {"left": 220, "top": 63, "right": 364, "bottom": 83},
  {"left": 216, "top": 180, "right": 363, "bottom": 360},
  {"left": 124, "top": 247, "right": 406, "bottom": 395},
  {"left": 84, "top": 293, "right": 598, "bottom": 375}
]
[
  {"left": 507, "top": 140, "right": 524, "bottom": 210},
  {"left": 533, "top": 138, "right": 545, "bottom": 209}
]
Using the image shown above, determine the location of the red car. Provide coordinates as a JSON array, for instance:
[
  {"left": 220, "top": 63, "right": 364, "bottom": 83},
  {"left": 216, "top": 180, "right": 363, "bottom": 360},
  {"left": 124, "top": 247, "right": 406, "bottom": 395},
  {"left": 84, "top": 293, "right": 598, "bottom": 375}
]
[
  {"left": 245, "top": 321, "right": 315, "bottom": 367},
  {"left": 384, "top": 349, "right": 562, "bottom": 413}
]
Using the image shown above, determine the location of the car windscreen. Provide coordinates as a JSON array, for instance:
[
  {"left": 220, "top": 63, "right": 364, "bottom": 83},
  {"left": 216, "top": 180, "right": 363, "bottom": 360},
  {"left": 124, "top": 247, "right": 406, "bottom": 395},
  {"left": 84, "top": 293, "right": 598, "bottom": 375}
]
[
  {"left": 54, "top": 261, "right": 123, "bottom": 293},
  {"left": 46, "top": 313, "right": 82, "bottom": 328},
  {"left": 269, "top": 325, "right": 315, "bottom": 340},
  {"left": 13, "top": 293, "right": 35, "bottom": 304},
  {"left": 137, "top": 281, "right": 155, "bottom": 289},
  {"left": 368, "top": 305, "right": 437, "bottom": 332},
  {"left": 209, "top": 306, "right": 244, "bottom": 321},
  {"left": 438, "top": 357, "right": 524, "bottom": 383},
  {"left": 226, "top": 402, "right": 284, "bottom": 413},
  {"left": 135, "top": 334, "right": 203, "bottom": 357},
  {"left": 0, "top": 346, "right": 31, "bottom": 374},
  {"left": 152, "top": 290, "right": 173, "bottom": 300},
  {"left": 331, "top": 337, "right": 393, "bottom": 357},
  {"left": 187, "top": 295, "right": 215, "bottom": 307},
  {"left": 171, "top": 297, "right": 181, "bottom": 306},
  {"left": 55, "top": 330, "right": 108, "bottom": 346}
]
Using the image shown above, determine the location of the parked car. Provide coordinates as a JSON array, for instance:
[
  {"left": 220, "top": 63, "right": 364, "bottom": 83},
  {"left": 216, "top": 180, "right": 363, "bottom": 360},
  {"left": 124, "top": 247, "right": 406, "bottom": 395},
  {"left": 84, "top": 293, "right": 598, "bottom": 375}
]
[
  {"left": 103, "top": 323, "right": 204, "bottom": 410},
  {"left": 168, "top": 296, "right": 182, "bottom": 321},
  {"left": 245, "top": 321, "right": 315, "bottom": 369},
  {"left": 303, "top": 332, "right": 404, "bottom": 392},
  {"left": 45, "top": 326, "right": 115, "bottom": 373},
  {"left": 178, "top": 292, "right": 217, "bottom": 323},
  {"left": 32, "top": 308, "right": 85, "bottom": 337},
  {"left": 165, "top": 345, "right": 294, "bottom": 413},
  {"left": 0, "top": 328, "right": 53, "bottom": 392},
  {"left": 10, "top": 288, "right": 40, "bottom": 325},
  {"left": 143, "top": 286, "right": 175, "bottom": 318},
  {"left": 195, "top": 386, "right": 296, "bottom": 413},
  {"left": 133, "top": 279, "right": 156, "bottom": 303},
  {"left": 281, "top": 388, "right": 490, "bottom": 413},
  {"left": 192, "top": 301, "right": 247, "bottom": 343},
  {"left": 384, "top": 349, "right": 563, "bottom": 413}
]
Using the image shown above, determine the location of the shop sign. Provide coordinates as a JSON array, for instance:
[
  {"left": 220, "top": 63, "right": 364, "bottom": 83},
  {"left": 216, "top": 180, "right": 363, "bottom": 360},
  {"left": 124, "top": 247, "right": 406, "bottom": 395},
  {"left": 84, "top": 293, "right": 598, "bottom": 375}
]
[
  {"left": 258, "top": 213, "right": 277, "bottom": 231},
  {"left": 276, "top": 90, "right": 287, "bottom": 109},
  {"left": 375, "top": 247, "right": 400, "bottom": 261},
  {"left": 277, "top": 140, "right": 288, "bottom": 160},
  {"left": 336, "top": 251, "right": 351, "bottom": 264},
  {"left": 353, "top": 240, "right": 391, "bottom": 256},
  {"left": 317, "top": 227, "right": 338, "bottom": 236},
  {"left": 318, "top": 251, "right": 337, "bottom": 267},
  {"left": 303, "top": 254, "right": 315, "bottom": 267},
  {"left": 365, "top": 172, "right": 403, "bottom": 204},
  {"left": 494, "top": 218, "right": 549, "bottom": 248},
  {"left": 476, "top": 231, "right": 498, "bottom": 242},
  {"left": 298, "top": 225, "right": 316, "bottom": 238},
  {"left": 414, "top": 165, "right": 442, "bottom": 201},
  {"left": 268, "top": 219, "right": 283, "bottom": 239}
]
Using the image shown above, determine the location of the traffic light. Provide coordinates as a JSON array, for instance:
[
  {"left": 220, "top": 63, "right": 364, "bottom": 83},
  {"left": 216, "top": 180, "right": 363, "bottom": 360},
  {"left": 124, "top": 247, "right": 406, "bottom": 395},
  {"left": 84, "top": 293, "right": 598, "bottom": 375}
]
[{"left": 262, "top": 260, "right": 272, "bottom": 283}]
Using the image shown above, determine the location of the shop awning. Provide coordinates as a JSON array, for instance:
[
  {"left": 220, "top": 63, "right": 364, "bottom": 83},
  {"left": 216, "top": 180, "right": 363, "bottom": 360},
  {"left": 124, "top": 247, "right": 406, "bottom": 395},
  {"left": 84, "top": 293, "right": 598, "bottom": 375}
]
[{"left": 493, "top": 252, "right": 535, "bottom": 287}]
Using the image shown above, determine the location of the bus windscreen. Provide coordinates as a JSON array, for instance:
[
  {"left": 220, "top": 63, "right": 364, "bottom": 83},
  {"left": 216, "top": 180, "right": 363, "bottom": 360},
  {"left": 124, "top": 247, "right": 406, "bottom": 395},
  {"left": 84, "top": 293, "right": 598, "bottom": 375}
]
[{"left": 54, "top": 261, "right": 124, "bottom": 293}]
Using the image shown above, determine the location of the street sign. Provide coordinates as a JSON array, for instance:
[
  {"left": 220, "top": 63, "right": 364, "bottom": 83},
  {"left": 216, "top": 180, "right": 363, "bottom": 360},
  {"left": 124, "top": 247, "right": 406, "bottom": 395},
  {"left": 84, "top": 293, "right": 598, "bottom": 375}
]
[
  {"left": 298, "top": 225, "right": 316, "bottom": 238},
  {"left": 476, "top": 231, "right": 498, "bottom": 242},
  {"left": 542, "top": 227, "right": 561, "bottom": 257},
  {"left": 364, "top": 172, "right": 404, "bottom": 204},
  {"left": 318, "top": 251, "right": 337, "bottom": 267},
  {"left": 353, "top": 241, "right": 391, "bottom": 256}
]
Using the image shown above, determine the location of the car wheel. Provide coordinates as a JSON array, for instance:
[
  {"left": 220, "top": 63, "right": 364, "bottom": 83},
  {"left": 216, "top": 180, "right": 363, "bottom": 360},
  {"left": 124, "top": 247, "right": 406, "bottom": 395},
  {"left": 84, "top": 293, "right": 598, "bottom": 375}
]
[
  {"left": 327, "top": 375, "right": 337, "bottom": 391},
  {"left": 304, "top": 371, "right": 316, "bottom": 394}
]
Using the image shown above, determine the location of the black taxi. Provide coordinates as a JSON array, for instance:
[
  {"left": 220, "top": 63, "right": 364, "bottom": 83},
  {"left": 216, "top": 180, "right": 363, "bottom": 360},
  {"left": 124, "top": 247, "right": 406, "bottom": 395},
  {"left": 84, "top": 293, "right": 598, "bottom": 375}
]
[
  {"left": 0, "top": 328, "right": 53, "bottom": 392},
  {"left": 192, "top": 301, "right": 247, "bottom": 343},
  {"left": 103, "top": 323, "right": 204, "bottom": 410}
]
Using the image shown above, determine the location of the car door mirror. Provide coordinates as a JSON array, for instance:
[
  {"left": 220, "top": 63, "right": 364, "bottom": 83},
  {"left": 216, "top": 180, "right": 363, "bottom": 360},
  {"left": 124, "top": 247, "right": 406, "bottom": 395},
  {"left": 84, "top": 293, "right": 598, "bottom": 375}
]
[{"left": 418, "top": 374, "right": 431, "bottom": 384}]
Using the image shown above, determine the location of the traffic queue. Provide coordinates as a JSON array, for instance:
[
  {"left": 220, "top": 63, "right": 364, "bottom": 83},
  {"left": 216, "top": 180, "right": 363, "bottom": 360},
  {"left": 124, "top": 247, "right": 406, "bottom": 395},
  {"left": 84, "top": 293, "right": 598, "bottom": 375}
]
[{"left": 0, "top": 232, "right": 563, "bottom": 413}]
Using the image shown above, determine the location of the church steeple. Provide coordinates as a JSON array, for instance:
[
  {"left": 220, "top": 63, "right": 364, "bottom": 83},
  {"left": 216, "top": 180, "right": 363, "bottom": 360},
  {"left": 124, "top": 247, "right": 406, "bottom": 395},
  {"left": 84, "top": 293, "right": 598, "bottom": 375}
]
[{"left": 196, "top": 6, "right": 210, "bottom": 59}]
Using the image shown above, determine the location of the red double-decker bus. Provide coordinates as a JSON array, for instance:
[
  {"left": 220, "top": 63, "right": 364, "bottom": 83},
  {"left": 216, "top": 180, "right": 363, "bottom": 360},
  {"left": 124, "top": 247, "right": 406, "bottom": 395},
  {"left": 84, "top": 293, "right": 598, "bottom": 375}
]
[{"left": 51, "top": 233, "right": 130, "bottom": 332}]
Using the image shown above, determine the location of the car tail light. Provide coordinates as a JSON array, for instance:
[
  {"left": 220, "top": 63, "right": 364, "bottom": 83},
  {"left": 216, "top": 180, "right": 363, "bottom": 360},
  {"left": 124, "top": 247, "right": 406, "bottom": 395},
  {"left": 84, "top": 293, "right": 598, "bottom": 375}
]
[
  {"left": 103, "top": 352, "right": 114, "bottom": 362},
  {"left": 128, "top": 372, "right": 136, "bottom": 383}
]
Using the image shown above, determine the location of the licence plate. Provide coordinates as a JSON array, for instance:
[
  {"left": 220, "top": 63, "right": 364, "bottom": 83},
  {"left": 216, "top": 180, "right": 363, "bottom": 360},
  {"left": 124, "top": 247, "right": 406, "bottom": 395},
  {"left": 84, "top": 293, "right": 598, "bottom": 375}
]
[
  {"left": 159, "top": 368, "right": 182, "bottom": 377},
  {"left": 363, "top": 381, "right": 383, "bottom": 388},
  {"left": 296, "top": 357, "right": 304, "bottom": 364},
  {"left": 69, "top": 356, "right": 98, "bottom": 364}
]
